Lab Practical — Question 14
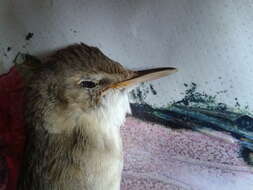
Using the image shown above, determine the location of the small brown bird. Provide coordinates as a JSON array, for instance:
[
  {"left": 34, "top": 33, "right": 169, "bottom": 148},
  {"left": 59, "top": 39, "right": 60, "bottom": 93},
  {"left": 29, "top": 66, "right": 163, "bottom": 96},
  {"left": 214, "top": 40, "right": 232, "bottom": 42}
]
[{"left": 18, "top": 43, "right": 177, "bottom": 190}]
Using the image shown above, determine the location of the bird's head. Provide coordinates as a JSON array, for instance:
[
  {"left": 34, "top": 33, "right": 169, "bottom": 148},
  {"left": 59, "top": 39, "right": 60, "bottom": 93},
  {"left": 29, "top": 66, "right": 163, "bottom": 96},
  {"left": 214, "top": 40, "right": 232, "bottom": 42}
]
[{"left": 25, "top": 43, "right": 177, "bottom": 133}]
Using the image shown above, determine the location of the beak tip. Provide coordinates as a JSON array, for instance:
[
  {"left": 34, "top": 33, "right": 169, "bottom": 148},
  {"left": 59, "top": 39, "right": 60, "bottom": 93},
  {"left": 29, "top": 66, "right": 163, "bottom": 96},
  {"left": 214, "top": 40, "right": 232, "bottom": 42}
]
[
  {"left": 160, "top": 67, "right": 178, "bottom": 75},
  {"left": 173, "top": 67, "right": 178, "bottom": 72},
  {"left": 168, "top": 67, "right": 177, "bottom": 70},
  {"left": 165, "top": 67, "right": 178, "bottom": 75}
]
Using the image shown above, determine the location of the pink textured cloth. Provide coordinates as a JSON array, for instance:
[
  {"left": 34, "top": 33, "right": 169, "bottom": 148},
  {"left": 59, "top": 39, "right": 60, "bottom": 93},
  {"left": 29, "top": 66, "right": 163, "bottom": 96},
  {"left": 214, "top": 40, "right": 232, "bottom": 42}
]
[{"left": 121, "top": 117, "right": 253, "bottom": 190}]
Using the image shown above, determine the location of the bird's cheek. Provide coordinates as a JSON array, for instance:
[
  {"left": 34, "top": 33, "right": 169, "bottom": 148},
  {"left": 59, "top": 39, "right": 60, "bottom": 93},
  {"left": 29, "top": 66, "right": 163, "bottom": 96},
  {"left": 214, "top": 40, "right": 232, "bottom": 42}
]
[{"left": 94, "top": 91, "right": 102, "bottom": 105}]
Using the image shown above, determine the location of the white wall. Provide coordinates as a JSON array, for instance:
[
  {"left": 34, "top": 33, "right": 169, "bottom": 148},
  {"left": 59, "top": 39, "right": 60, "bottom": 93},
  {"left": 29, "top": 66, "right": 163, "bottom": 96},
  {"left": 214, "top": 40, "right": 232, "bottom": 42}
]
[{"left": 1, "top": 0, "right": 253, "bottom": 110}]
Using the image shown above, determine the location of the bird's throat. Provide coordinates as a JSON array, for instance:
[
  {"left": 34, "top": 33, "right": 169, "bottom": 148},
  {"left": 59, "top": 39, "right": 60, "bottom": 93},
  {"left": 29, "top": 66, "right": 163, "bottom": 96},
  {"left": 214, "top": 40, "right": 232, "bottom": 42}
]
[{"left": 45, "top": 90, "right": 130, "bottom": 152}]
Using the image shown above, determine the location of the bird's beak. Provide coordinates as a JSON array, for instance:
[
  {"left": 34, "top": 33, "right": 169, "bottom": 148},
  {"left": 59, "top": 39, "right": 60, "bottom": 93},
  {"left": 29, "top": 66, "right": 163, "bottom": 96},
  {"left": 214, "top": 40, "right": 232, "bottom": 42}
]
[{"left": 107, "top": 67, "right": 177, "bottom": 90}]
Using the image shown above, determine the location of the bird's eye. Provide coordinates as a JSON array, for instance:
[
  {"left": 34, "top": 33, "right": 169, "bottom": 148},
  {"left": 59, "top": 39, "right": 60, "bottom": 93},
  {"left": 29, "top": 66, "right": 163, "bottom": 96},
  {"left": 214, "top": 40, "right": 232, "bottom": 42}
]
[{"left": 80, "top": 81, "right": 97, "bottom": 88}]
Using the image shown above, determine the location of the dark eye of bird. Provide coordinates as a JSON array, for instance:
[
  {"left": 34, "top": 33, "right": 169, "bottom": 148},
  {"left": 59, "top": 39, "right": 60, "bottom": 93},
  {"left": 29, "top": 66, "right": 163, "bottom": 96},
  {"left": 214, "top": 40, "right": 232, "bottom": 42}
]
[{"left": 80, "top": 81, "right": 97, "bottom": 88}]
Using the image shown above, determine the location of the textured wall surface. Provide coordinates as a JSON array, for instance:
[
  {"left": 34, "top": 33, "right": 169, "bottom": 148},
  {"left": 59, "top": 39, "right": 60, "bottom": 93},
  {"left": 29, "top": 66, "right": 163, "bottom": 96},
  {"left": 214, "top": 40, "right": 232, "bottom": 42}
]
[{"left": 1, "top": 0, "right": 253, "bottom": 111}]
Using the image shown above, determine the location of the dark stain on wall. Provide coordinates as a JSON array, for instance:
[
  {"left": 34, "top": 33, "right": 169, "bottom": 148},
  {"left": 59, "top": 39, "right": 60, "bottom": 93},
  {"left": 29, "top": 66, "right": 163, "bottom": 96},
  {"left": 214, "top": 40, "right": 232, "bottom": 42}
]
[
  {"left": 149, "top": 84, "right": 157, "bottom": 95},
  {"left": 25, "top": 32, "right": 34, "bottom": 41},
  {"left": 131, "top": 83, "right": 158, "bottom": 103}
]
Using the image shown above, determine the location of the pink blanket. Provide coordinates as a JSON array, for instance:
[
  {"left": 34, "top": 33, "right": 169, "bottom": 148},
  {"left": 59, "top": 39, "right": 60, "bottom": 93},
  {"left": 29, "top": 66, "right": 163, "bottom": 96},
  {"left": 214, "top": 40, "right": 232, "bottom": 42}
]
[{"left": 121, "top": 117, "right": 253, "bottom": 190}]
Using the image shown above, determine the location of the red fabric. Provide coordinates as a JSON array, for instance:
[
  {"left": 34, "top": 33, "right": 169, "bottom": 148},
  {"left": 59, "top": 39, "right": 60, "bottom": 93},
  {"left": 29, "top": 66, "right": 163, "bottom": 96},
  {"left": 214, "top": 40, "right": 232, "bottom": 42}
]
[{"left": 0, "top": 67, "right": 26, "bottom": 190}]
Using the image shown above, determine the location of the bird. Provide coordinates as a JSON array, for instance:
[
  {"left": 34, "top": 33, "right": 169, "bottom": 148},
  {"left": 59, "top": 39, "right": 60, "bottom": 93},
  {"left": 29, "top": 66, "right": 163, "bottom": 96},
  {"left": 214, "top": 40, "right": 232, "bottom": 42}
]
[{"left": 17, "top": 43, "right": 177, "bottom": 190}]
